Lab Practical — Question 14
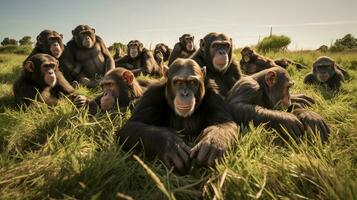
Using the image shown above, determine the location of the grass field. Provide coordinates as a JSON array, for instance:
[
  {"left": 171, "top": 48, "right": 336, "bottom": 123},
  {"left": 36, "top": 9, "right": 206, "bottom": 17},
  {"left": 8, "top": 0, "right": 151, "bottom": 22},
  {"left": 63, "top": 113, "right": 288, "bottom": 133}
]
[{"left": 0, "top": 51, "right": 356, "bottom": 200}]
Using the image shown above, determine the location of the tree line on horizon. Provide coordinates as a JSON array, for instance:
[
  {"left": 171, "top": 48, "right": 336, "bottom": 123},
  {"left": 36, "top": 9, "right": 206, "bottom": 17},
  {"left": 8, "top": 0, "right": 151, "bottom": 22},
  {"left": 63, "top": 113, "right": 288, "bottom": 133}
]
[{"left": 1, "top": 34, "right": 357, "bottom": 54}]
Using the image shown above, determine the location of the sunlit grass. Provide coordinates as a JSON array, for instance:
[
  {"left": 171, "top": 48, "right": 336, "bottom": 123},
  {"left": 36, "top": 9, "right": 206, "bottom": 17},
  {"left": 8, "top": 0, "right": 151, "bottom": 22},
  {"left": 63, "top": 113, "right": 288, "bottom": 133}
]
[{"left": 0, "top": 51, "right": 356, "bottom": 199}]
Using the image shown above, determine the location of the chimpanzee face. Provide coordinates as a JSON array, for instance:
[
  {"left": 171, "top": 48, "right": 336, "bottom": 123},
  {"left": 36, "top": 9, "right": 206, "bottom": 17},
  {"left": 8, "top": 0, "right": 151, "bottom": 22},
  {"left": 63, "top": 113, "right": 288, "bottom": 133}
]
[
  {"left": 72, "top": 25, "right": 96, "bottom": 48},
  {"left": 241, "top": 47, "right": 255, "bottom": 63},
  {"left": 127, "top": 40, "right": 143, "bottom": 59},
  {"left": 210, "top": 40, "right": 231, "bottom": 72},
  {"left": 166, "top": 59, "right": 205, "bottom": 118}
]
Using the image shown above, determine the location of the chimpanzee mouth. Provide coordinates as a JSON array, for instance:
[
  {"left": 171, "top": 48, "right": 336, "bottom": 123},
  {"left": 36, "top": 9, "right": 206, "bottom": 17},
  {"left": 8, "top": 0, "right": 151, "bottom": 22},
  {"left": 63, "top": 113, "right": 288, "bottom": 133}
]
[
  {"left": 318, "top": 75, "right": 329, "bottom": 82},
  {"left": 176, "top": 104, "right": 193, "bottom": 110}
]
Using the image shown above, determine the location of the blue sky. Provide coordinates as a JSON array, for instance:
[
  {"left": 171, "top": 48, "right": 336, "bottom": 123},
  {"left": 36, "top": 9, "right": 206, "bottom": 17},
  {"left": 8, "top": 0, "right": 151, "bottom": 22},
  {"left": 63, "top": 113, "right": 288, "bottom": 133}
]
[{"left": 1, "top": 0, "right": 357, "bottom": 50}]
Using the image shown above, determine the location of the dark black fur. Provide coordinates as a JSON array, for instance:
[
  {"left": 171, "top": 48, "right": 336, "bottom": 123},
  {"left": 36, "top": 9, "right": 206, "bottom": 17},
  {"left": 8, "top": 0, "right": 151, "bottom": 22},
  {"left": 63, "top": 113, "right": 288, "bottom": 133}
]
[
  {"left": 191, "top": 32, "right": 242, "bottom": 96},
  {"left": 168, "top": 34, "right": 196, "bottom": 66},
  {"left": 304, "top": 56, "right": 348, "bottom": 90},
  {"left": 117, "top": 58, "right": 237, "bottom": 174},
  {"left": 115, "top": 40, "right": 163, "bottom": 77},
  {"left": 24, "top": 30, "right": 78, "bottom": 82},
  {"left": 14, "top": 54, "right": 75, "bottom": 106},
  {"left": 67, "top": 25, "right": 115, "bottom": 88},
  {"left": 227, "top": 66, "right": 329, "bottom": 141}
]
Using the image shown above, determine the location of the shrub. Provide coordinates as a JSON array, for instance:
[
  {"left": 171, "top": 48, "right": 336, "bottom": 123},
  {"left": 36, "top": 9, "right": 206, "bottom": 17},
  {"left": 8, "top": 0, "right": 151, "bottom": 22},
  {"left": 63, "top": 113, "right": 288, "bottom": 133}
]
[
  {"left": 1, "top": 37, "right": 18, "bottom": 46},
  {"left": 19, "top": 36, "right": 33, "bottom": 46},
  {"left": 257, "top": 35, "right": 291, "bottom": 53}
]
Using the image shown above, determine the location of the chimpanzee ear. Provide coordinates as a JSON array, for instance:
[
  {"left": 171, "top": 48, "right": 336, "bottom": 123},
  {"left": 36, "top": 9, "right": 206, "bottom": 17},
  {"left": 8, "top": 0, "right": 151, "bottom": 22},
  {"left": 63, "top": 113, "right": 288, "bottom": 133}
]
[
  {"left": 265, "top": 70, "right": 277, "bottom": 87},
  {"left": 199, "top": 39, "right": 204, "bottom": 48},
  {"left": 92, "top": 28, "right": 96, "bottom": 34},
  {"left": 201, "top": 66, "right": 207, "bottom": 78},
  {"left": 60, "top": 34, "right": 64, "bottom": 39},
  {"left": 122, "top": 70, "right": 134, "bottom": 85},
  {"left": 24, "top": 61, "right": 34, "bottom": 72}
]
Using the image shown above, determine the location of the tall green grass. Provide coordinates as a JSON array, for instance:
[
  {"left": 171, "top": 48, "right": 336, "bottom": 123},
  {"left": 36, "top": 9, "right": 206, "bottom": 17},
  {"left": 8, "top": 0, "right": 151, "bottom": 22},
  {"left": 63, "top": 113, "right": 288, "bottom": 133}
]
[{"left": 0, "top": 51, "right": 356, "bottom": 199}]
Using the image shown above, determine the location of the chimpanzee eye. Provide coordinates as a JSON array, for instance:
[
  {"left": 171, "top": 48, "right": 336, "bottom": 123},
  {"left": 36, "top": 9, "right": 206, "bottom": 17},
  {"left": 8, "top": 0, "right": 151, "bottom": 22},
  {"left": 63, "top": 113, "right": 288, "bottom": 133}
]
[
  {"left": 174, "top": 80, "right": 182, "bottom": 85},
  {"left": 188, "top": 80, "right": 196, "bottom": 85}
]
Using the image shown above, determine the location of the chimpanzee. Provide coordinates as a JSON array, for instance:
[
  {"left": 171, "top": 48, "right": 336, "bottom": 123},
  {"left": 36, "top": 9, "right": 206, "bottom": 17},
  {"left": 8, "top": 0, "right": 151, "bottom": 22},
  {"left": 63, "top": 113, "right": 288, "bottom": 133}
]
[
  {"left": 227, "top": 66, "right": 330, "bottom": 141},
  {"left": 153, "top": 43, "right": 171, "bottom": 65},
  {"left": 115, "top": 40, "right": 163, "bottom": 77},
  {"left": 274, "top": 58, "right": 306, "bottom": 70},
  {"left": 67, "top": 25, "right": 115, "bottom": 88},
  {"left": 190, "top": 32, "right": 242, "bottom": 96},
  {"left": 117, "top": 58, "right": 237, "bottom": 174},
  {"left": 113, "top": 47, "right": 122, "bottom": 60},
  {"left": 240, "top": 47, "right": 306, "bottom": 75},
  {"left": 24, "top": 30, "right": 79, "bottom": 83},
  {"left": 14, "top": 54, "right": 75, "bottom": 106},
  {"left": 304, "top": 56, "right": 349, "bottom": 90},
  {"left": 168, "top": 34, "right": 196, "bottom": 66},
  {"left": 73, "top": 67, "right": 147, "bottom": 115}
]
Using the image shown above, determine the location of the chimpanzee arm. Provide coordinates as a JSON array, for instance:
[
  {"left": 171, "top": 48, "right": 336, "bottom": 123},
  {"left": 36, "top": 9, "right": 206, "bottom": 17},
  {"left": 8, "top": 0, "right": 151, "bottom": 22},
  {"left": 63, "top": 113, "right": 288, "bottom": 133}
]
[
  {"left": 227, "top": 78, "right": 304, "bottom": 137},
  {"left": 303, "top": 73, "right": 317, "bottom": 84},
  {"left": 190, "top": 89, "right": 238, "bottom": 166},
  {"left": 168, "top": 43, "right": 182, "bottom": 66},
  {"left": 55, "top": 70, "right": 75, "bottom": 94},
  {"left": 14, "top": 78, "right": 38, "bottom": 106},
  {"left": 39, "top": 87, "right": 59, "bottom": 106},
  {"left": 117, "top": 84, "right": 191, "bottom": 173},
  {"left": 97, "top": 36, "right": 115, "bottom": 72},
  {"left": 142, "top": 50, "right": 160, "bottom": 76},
  {"left": 118, "top": 84, "right": 171, "bottom": 152},
  {"left": 115, "top": 55, "right": 135, "bottom": 69}
]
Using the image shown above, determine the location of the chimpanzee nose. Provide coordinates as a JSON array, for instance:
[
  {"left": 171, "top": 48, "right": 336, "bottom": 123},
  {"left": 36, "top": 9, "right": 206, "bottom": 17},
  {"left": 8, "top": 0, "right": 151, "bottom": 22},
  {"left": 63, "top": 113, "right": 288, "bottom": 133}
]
[
  {"left": 219, "top": 50, "right": 226, "bottom": 55},
  {"left": 49, "top": 70, "right": 54, "bottom": 75},
  {"left": 181, "top": 89, "right": 189, "bottom": 97}
]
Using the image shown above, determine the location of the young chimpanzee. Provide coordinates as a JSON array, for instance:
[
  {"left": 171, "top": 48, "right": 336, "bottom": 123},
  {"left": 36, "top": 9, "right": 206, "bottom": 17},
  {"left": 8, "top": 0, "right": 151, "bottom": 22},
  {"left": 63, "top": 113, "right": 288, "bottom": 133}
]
[
  {"left": 304, "top": 56, "right": 349, "bottom": 90},
  {"left": 168, "top": 34, "right": 196, "bottom": 66},
  {"left": 25, "top": 30, "right": 79, "bottom": 83},
  {"left": 14, "top": 54, "right": 75, "bottom": 106},
  {"left": 191, "top": 32, "right": 242, "bottom": 96},
  {"left": 227, "top": 66, "right": 330, "bottom": 141},
  {"left": 115, "top": 40, "right": 163, "bottom": 77},
  {"left": 117, "top": 58, "right": 237, "bottom": 174},
  {"left": 67, "top": 25, "right": 115, "bottom": 88},
  {"left": 73, "top": 67, "right": 146, "bottom": 115}
]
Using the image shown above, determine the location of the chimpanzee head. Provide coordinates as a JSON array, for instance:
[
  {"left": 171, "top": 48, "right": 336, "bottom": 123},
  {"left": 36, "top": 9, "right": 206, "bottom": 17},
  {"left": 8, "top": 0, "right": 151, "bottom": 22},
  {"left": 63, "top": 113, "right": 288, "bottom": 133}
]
[
  {"left": 165, "top": 58, "right": 206, "bottom": 118},
  {"left": 72, "top": 25, "right": 97, "bottom": 48}
]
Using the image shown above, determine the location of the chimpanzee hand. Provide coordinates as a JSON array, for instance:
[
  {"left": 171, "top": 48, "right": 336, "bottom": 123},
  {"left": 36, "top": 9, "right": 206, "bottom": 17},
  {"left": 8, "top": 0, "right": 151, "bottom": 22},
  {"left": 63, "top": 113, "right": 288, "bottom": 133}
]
[
  {"left": 71, "top": 81, "right": 79, "bottom": 88},
  {"left": 73, "top": 95, "right": 89, "bottom": 108},
  {"left": 290, "top": 94, "right": 315, "bottom": 109},
  {"left": 271, "top": 112, "right": 305, "bottom": 139},
  {"left": 157, "top": 132, "right": 191, "bottom": 175},
  {"left": 292, "top": 109, "right": 330, "bottom": 141},
  {"left": 190, "top": 125, "right": 234, "bottom": 167}
]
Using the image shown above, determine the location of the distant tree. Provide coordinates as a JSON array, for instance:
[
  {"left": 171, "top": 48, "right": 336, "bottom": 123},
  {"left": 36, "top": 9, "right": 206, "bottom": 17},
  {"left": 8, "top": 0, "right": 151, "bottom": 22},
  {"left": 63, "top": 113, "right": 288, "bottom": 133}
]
[
  {"left": 256, "top": 35, "right": 291, "bottom": 53},
  {"left": 331, "top": 34, "right": 357, "bottom": 51},
  {"left": 1, "top": 37, "right": 18, "bottom": 46},
  {"left": 19, "top": 36, "right": 33, "bottom": 46}
]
